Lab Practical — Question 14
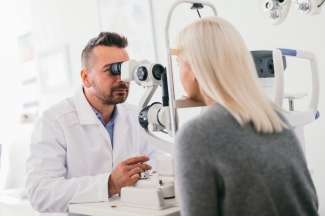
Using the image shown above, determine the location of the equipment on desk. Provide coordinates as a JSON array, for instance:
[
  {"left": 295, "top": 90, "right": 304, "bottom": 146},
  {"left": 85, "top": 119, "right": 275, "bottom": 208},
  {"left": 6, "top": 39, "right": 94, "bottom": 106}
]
[
  {"left": 109, "top": 59, "right": 177, "bottom": 210},
  {"left": 106, "top": 0, "right": 217, "bottom": 211},
  {"left": 259, "top": 0, "right": 325, "bottom": 25},
  {"left": 251, "top": 49, "right": 320, "bottom": 154}
]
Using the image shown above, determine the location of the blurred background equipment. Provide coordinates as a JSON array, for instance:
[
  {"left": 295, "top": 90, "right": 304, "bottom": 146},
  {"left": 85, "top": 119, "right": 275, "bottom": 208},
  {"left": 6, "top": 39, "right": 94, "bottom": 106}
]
[{"left": 259, "top": 0, "right": 325, "bottom": 25}]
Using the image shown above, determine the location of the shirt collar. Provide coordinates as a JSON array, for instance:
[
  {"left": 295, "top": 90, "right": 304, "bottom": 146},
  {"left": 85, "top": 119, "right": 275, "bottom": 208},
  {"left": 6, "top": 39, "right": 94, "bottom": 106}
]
[{"left": 91, "top": 105, "right": 118, "bottom": 127}]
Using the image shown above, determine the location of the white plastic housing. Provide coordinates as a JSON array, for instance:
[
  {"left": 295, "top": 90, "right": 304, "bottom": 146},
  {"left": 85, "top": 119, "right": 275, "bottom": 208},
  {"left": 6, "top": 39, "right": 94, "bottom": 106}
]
[
  {"left": 148, "top": 103, "right": 165, "bottom": 132},
  {"left": 259, "top": 0, "right": 291, "bottom": 25},
  {"left": 158, "top": 107, "right": 173, "bottom": 137},
  {"left": 156, "top": 156, "right": 174, "bottom": 176},
  {"left": 121, "top": 59, "right": 139, "bottom": 82},
  {"left": 272, "top": 48, "right": 320, "bottom": 154},
  {"left": 121, "top": 59, "right": 150, "bottom": 84},
  {"left": 121, "top": 187, "right": 169, "bottom": 210},
  {"left": 294, "top": 0, "right": 323, "bottom": 15},
  {"left": 137, "top": 64, "right": 164, "bottom": 87},
  {"left": 158, "top": 184, "right": 175, "bottom": 199}
]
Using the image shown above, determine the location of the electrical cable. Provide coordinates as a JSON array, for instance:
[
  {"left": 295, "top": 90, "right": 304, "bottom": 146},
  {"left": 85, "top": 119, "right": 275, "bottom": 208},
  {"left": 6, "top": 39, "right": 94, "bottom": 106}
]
[{"left": 318, "top": 0, "right": 325, "bottom": 7}]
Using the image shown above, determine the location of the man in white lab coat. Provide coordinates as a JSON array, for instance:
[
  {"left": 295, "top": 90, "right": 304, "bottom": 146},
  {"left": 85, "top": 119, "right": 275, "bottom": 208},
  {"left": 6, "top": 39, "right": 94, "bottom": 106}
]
[{"left": 25, "top": 32, "right": 166, "bottom": 213}]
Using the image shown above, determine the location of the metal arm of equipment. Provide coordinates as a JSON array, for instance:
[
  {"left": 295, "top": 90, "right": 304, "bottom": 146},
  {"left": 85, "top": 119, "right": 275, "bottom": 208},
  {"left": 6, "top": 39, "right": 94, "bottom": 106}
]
[
  {"left": 273, "top": 48, "right": 320, "bottom": 154},
  {"left": 273, "top": 48, "right": 320, "bottom": 126},
  {"left": 138, "top": 85, "right": 175, "bottom": 154},
  {"left": 165, "top": 0, "right": 218, "bottom": 138}
]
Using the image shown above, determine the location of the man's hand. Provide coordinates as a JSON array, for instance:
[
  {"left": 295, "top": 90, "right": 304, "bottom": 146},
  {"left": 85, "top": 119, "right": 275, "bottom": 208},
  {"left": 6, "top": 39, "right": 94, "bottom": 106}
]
[{"left": 108, "top": 156, "right": 151, "bottom": 195}]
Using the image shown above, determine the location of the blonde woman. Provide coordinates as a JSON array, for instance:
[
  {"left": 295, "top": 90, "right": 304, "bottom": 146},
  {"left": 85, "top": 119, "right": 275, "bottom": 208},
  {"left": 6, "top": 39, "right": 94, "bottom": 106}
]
[{"left": 174, "top": 17, "right": 318, "bottom": 216}]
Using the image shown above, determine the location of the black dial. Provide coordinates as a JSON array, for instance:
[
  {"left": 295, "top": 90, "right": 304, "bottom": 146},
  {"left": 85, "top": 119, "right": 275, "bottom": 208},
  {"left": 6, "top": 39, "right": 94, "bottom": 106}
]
[
  {"left": 136, "top": 66, "right": 148, "bottom": 81},
  {"left": 267, "top": 59, "right": 274, "bottom": 74}
]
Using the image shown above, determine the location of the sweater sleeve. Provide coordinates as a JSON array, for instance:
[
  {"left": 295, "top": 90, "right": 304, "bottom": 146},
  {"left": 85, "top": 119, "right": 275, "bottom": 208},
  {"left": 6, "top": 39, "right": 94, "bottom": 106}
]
[{"left": 174, "top": 123, "right": 220, "bottom": 216}]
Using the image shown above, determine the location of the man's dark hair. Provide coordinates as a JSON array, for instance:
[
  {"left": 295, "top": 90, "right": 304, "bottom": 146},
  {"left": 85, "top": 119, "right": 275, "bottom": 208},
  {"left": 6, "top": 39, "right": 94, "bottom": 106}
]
[{"left": 81, "top": 32, "right": 128, "bottom": 69}]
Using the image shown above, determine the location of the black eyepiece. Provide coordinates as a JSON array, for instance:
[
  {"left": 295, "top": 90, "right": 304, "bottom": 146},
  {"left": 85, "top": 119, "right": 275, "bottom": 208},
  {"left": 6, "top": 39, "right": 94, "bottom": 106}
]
[
  {"left": 110, "top": 62, "right": 123, "bottom": 75},
  {"left": 152, "top": 64, "right": 164, "bottom": 80}
]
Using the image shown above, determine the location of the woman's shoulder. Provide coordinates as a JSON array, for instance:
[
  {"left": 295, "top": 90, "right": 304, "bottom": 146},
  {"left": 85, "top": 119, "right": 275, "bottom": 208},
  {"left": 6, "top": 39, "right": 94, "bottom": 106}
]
[{"left": 176, "top": 103, "right": 235, "bottom": 141}]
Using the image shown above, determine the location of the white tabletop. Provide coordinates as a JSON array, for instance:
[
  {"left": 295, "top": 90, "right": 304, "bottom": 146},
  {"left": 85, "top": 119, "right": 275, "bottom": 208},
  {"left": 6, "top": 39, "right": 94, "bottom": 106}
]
[
  {"left": 0, "top": 198, "right": 35, "bottom": 216},
  {"left": 69, "top": 196, "right": 180, "bottom": 216}
]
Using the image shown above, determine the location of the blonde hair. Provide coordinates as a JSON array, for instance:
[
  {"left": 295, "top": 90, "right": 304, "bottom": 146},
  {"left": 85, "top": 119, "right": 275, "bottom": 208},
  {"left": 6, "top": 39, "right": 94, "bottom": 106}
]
[{"left": 175, "top": 17, "right": 287, "bottom": 133}]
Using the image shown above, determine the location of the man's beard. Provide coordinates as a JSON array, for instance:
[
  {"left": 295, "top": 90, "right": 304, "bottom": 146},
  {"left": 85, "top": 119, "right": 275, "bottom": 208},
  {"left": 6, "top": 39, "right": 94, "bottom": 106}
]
[{"left": 91, "top": 79, "right": 129, "bottom": 105}]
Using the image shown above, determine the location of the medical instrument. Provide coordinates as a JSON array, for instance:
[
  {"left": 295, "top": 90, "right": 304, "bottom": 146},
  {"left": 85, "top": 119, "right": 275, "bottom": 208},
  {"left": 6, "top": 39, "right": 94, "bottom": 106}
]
[
  {"left": 112, "top": 0, "right": 216, "bottom": 211},
  {"left": 116, "top": 59, "right": 176, "bottom": 209},
  {"left": 135, "top": 153, "right": 150, "bottom": 179},
  {"left": 110, "top": 61, "right": 165, "bottom": 83},
  {"left": 259, "top": 0, "right": 325, "bottom": 25},
  {"left": 294, "top": 0, "right": 325, "bottom": 14},
  {"left": 252, "top": 49, "right": 320, "bottom": 154},
  {"left": 259, "top": 0, "right": 291, "bottom": 25}
]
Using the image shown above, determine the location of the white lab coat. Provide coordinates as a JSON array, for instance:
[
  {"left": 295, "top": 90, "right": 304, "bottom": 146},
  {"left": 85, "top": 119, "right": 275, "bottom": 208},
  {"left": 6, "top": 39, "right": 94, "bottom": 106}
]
[{"left": 25, "top": 85, "right": 166, "bottom": 213}]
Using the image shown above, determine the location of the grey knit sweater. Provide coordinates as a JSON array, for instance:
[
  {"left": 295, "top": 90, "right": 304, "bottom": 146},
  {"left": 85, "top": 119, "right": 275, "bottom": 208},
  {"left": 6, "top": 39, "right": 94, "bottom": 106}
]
[{"left": 175, "top": 102, "right": 318, "bottom": 216}]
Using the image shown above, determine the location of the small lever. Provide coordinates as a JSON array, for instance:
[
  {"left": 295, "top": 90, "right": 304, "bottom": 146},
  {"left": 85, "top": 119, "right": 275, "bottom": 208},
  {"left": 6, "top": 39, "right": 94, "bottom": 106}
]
[{"left": 191, "top": 3, "right": 204, "bottom": 18}]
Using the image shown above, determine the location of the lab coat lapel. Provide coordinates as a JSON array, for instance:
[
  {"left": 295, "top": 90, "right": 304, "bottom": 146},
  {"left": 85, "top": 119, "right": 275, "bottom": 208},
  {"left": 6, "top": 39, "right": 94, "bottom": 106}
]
[
  {"left": 113, "top": 104, "right": 129, "bottom": 161},
  {"left": 74, "top": 85, "right": 98, "bottom": 125},
  {"left": 74, "top": 85, "right": 113, "bottom": 151}
]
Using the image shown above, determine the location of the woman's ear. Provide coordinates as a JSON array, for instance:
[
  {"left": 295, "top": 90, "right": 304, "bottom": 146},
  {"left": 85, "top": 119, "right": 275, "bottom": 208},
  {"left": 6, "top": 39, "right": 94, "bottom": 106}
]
[
  {"left": 192, "top": 75, "right": 197, "bottom": 82},
  {"left": 190, "top": 69, "right": 198, "bottom": 82}
]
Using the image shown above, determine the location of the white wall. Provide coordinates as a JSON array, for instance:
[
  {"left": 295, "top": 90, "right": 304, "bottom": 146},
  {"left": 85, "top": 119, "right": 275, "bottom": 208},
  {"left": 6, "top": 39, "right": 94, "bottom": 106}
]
[
  {"left": 29, "top": 0, "right": 159, "bottom": 110},
  {"left": 151, "top": 0, "right": 325, "bottom": 214},
  {"left": 0, "top": 0, "right": 31, "bottom": 144},
  {"left": 29, "top": 0, "right": 101, "bottom": 112}
]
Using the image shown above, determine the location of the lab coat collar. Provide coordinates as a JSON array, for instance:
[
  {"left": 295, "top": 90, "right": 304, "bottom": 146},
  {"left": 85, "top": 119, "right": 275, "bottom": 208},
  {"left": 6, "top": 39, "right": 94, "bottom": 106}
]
[
  {"left": 75, "top": 85, "right": 98, "bottom": 125},
  {"left": 75, "top": 85, "right": 130, "bottom": 155},
  {"left": 74, "top": 85, "right": 130, "bottom": 125}
]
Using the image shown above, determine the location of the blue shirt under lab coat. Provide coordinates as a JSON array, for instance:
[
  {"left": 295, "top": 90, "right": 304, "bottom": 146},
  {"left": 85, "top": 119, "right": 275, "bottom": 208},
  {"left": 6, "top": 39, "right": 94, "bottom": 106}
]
[{"left": 91, "top": 106, "right": 118, "bottom": 148}]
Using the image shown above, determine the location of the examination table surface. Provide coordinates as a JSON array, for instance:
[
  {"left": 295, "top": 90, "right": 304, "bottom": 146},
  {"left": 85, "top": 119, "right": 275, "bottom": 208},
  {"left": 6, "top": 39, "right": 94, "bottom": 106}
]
[{"left": 69, "top": 196, "right": 180, "bottom": 216}]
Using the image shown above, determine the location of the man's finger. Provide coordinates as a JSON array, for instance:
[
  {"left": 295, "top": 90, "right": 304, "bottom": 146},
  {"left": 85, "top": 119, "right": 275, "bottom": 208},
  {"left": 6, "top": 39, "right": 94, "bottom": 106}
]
[
  {"left": 127, "top": 163, "right": 152, "bottom": 171},
  {"left": 128, "top": 167, "right": 144, "bottom": 177},
  {"left": 124, "top": 156, "right": 150, "bottom": 165},
  {"left": 129, "top": 173, "right": 141, "bottom": 185}
]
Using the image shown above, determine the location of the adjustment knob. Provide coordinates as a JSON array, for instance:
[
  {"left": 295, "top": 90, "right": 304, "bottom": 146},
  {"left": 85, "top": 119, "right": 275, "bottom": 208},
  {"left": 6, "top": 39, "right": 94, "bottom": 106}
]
[
  {"left": 264, "top": 0, "right": 275, "bottom": 11},
  {"left": 295, "top": 2, "right": 310, "bottom": 12},
  {"left": 266, "top": 10, "right": 279, "bottom": 19},
  {"left": 136, "top": 66, "right": 148, "bottom": 81},
  {"left": 148, "top": 124, "right": 158, "bottom": 132}
]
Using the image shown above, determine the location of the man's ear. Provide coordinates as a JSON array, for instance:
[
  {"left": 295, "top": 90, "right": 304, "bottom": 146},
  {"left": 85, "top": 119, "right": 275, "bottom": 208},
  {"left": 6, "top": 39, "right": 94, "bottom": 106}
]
[{"left": 80, "top": 69, "right": 91, "bottom": 88}]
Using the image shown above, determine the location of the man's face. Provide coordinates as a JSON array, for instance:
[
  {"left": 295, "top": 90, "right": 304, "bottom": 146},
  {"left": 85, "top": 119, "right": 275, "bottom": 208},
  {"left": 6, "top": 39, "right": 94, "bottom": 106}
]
[{"left": 88, "top": 45, "right": 130, "bottom": 105}]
